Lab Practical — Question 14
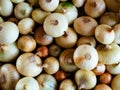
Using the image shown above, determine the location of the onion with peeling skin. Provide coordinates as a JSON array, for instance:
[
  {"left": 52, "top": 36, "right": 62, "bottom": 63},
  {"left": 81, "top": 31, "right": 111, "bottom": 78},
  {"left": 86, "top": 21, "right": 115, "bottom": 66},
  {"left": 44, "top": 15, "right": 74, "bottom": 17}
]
[
  {"left": 18, "top": 18, "right": 35, "bottom": 35},
  {"left": 59, "top": 49, "right": 78, "bottom": 72},
  {"left": 95, "top": 24, "right": 115, "bottom": 44},
  {"left": 111, "top": 74, "right": 120, "bottom": 90},
  {"left": 106, "top": 63, "right": 120, "bottom": 75},
  {"left": 14, "top": 2, "right": 33, "bottom": 19},
  {"left": 0, "top": 64, "right": 21, "bottom": 90},
  {"left": 32, "top": 8, "right": 51, "bottom": 24},
  {"left": 75, "top": 69, "right": 97, "bottom": 90},
  {"left": 16, "top": 53, "right": 43, "bottom": 77},
  {"left": 55, "top": 27, "right": 78, "bottom": 48},
  {"left": 0, "top": 43, "right": 19, "bottom": 62},
  {"left": 55, "top": 2, "right": 78, "bottom": 25},
  {"left": 84, "top": 0, "right": 106, "bottom": 18},
  {"left": 0, "top": 0, "right": 13, "bottom": 17},
  {"left": 39, "top": 0, "right": 59, "bottom": 12},
  {"left": 0, "top": 21, "right": 19, "bottom": 44},
  {"left": 43, "top": 57, "right": 59, "bottom": 74},
  {"left": 96, "top": 43, "right": 120, "bottom": 65},
  {"left": 73, "top": 44, "right": 98, "bottom": 70},
  {"left": 94, "top": 84, "right": 112, "bottom": 90},
  {"left": 15, "top": 77, "right": 39, "bottom": 90},
  {"left": 17, "top": 35, "right": 36, "bottom": 52},
  {"left": 59, "top": 79, "right": 77, "bottom": 90},
  {"left": 36, "top": 73, "right": 57, "bottom": 90},
  {"left": 43, "top": 13, "right": 68, "bottom": 37},
  {"left": 74, "top": 16, "right": 98, "bottom": 36},
  {"left": 34, "top": 26, "right": 53, "bottom": 45},
  {"left": 77, "top": 36, "right": 96, "bottom": 47}
]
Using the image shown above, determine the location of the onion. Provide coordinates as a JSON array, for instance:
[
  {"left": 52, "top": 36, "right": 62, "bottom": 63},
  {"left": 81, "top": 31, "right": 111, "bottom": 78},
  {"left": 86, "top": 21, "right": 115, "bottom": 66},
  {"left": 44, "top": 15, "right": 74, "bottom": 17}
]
[
  {"left": 39, "top": 0, "right": 59, "bottom": 12},
  {"left": 84, "top": 0, "right": 106, "bottom": 18},
  {"left": 96, "top": 43, "right": 120, "bottom": 64},
  {"left": 16, "top": 53, "right": 43, "bottom": 77},
  {"left": 15, "top": 77, "right": 39, "bottom": 90},
  {"left": 55, "top": 27, "right": 78, "bottom": 48},
  {"left": 43, "top": 57, "right": 59, "bottom": 74},
  {"left": 59, "top": 79, "right": 77, "bottom": 90},
  {"left": 0, "top": 0, "right": 13, "bottom": 17},
  {"left": 43, "top": 13, "right": 68, "bottom": 37},
  {"left": 72, "top": 0, "right": 86, "bottom": 8},
  {"left": 74, "top": 16, "right": 98, "bottom": 36},
  {"left": 59, "top": 49, "right": 78, "bottom": 72},
  {"left": 0, "top": 43, "right": 19, "bottom": 62},
  {"left": 14, "top": 2, "right": 33, "bottom": 19},
  {"left": 17, "top": 35, "right": 36, "bottom": 52},
  {"left": 0, "top": 21, "right": 19, "bottom": 44},
  {"left": 11, "top": 0, "right": 24, "bottom": 3},
  {"left": 0, "top": 17, "right": 4, "bottom": 23},
  {"left": 111, "top": 74, "right": 120, "bottom": 90},
  {"left": 27, "top": 0, "right": 39, "bottom": 6},
  {"left": 32, "top": 8, "right": 51, "bottom": 24},
  {"left": 36, "top": 73, "right": 57, "bottom": 90},
  {"left": 94, "top": 84, "right": 112, "bottom": 90},
  {"left": 55, "top": 1, "right": 78, "bottom": 25},
  {"left": 75, "top": 69, "right": 97, "bottom": 89},
  {"left": 18, "top": 18, "right": 35, "bottom": 35},
  {"left": 0, "top": 64, "right": 21, "bottom": 90},
  {"left": 73, "top": 44, "right": 98, "bottom": 70},
  {"left": 77, "top": 36, "right": 96, "bottom": 47}
]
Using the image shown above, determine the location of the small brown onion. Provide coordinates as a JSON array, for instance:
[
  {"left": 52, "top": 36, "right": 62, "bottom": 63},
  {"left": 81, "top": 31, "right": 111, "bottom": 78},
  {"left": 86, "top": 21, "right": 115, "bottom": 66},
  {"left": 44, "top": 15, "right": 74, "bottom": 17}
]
[
  {"left": 96, "top": 43, "right": 120, "bottom": 64},
  {"left": 16, "top": 53, "right": 43, "bottom": 77},
  {"left": 55, "top": 70, "right": 68, "bottom": 81},
  {"left": 59, "top": 49, "right": 78, "bottom": 72},
  {"left": 0, "top": 64, "right": 21, "bottom": 90},
  {"left": 55, "top": 27, "right": 78, "bottom": 48},
  {"left": 17, "top": 35, "right": 36, "bottom": 52},
  {"left": 59, "top": 79, "right": 77, "bottom": 90},
  {"left": 94, "top": 84, "right": 112, "bottom": 90},
  {"left": 84, "top": 0, "right": 106, "bottom": 18},
  {"left": 73, "top": 44, "right": 98, "bottom": 70},
  {"left": 93, "top": 62, "right": 106, "bottom": 76},
  {"left": 34, "top": 26, "right": 53, "bottom": 45},
  {"left": 77, "top": 36, "right": 96, "bottom": 47},
  {"left": 43, "top": 57, "right": 59, "bottom": 74},
  {"left": 49, "top": 44, "right": 61, "bottom": 57},
  {"left": 99, "top": 72, "right": 112, "bottom": 84},
  {"left": 36, "top": 46, "right": 48, "bottom": 58},
  {"left": 74, "top": 16, "right": 98, "bottom": 36}
]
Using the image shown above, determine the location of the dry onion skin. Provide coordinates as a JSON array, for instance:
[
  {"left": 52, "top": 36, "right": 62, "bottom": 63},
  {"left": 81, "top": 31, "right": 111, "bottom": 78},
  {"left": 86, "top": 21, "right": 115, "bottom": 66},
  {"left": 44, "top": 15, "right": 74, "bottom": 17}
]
[
  {"left": 75, "top": 69, "right": 97, "bottom": 89},
  {"left": 15, "top": 77, "right": 39, "bottom": 90},
  {"left": 0, "top": 21, "right": 19, "bottom": 44},
  {"left": 55, "top": 1, "right": 78, "bottom": 25},
  {"left": 55, "top": 27, "right": 78, "bottom": 48},
  {"left": 0, "top": 64, "right": 21, "bottom": 90},
  {"left": 0, "top": 43, "right": 20, "bottom": 62},
  {"left": 84, "top": 0, "right": 106, "bottom": 18},
  {"left": 36, "top": 73, "right": 57, "bottom": 90},
  {"left": 39, "top": 0, "right": 59, "bottom": 12},
  {"left": 96, "top": 43, "right": 120, "bottom": 64},
  {"left": 74, "top": 16, "right": 98, "bottom": 36},
  {"left": 16, "top": 53, "right": 43, "bottom": 77},
  {"left": 59, "top": 79, "right": 77, "bottom": 90},
  {"left": 0, "top": 0, "right": 13, "bottom": 17},
  {"left": 73, "top": 44, "right": 98, "bottom": 70},
  {"left": 111, "top": 74, "right": 120, "bottom": 90},
  {"left": 43, "top": 13, "right": 68, "bottom": 37}
]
